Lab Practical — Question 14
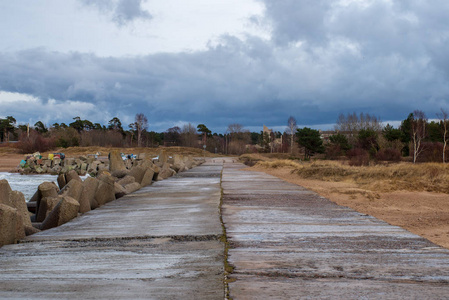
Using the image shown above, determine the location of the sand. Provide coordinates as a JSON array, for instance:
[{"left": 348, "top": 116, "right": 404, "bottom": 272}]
[
  {"left": 0, "top": 154, "right": 23, "bottom": 172},
  {"left": 249, "top": 166, "right": 449, "bottom": 250}
]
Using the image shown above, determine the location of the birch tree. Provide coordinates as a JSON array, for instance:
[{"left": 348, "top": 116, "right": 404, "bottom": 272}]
[
  {"left": 411, "top": 110, "right": 427, "bottom": 163},
  {"left": 286, "top": 116, "right": 297, "bottom": 154},
  {"left": 133, "top": 113, "right": 148, "bottom": 147},
  {"left": 437, "top": 108, "right": 448, "bottom": 163}
]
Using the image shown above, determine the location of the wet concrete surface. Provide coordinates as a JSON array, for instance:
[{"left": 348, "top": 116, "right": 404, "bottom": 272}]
[
  {"left": 222, "top": 160, "right": 449, "bottom": 299},
  {"left": 0, "top": 160, "right": 225, "bottom": 299},
  {"left": 3, "top": 158, "right": 449, "bottom": 299}
]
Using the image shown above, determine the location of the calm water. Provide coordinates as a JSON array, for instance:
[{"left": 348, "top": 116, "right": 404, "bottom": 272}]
[{"left": 0, "top": 172, "right": 88, "bottom": 201}]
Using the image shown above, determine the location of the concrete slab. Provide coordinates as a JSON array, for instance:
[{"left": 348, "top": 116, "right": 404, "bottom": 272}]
[
  {"left": 24, "top": 164, "right": 222, "bottom": 241},
  {"left": 222, "top": 161, "right": 449, "bottom": 299},
  {"left": 4, "top": 157, "right": 449, "bottom": 299},
  {"left": 0, "top": 161, "right": 225, "bottom": 299},
  {"left": 0, "top": 239, "right": 223, "bottom": 299}
]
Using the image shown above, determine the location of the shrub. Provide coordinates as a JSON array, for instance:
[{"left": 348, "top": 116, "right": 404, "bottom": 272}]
[
  {"left": 325, "top": 144, "right": 342, "bottom": 160},
  {"left": 329, "top": 133, "right": 351, "bottom": 152},
  {"left": 51, "top": 127, "right": 80, "bottom": 148},
  {"left": 376, "top": 148, "right": 401, "bottom": 162},
  {"left": 416, "top": 142, "right": 443, "bottom": 163},
  {"left": 16, "top": 130, "right": 55, "bottom": 154},
  {"left": 240, "top": 153, "right": 265, "bottom": 166},
  {"left": 347, "top": 148, "right": 370, "bottom": 166},
  {"left": 80, "top": 130, "right": 125, "bottom": 147},
  {"left": 357, "top": 129, "right": 378, "bottom": 152},
  {"left": 228, "top": 140, "right": 247, "bottom": 155}
]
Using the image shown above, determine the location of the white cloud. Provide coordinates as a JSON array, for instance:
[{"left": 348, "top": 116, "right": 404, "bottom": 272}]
[
  {"left": 78, "top": 0, "right": 152, "bottom": 27},
  {"left": 0, "top": 91, "right": 39, "bottom": 104},
  {"left": 2, "top": 0, "right": 449, "bottom": 133},
  {"left": 0, "top": 91, "right": 97, "bottom": 126},
  {"left": 0, "top": 0, "right": 267, "bottom": 57}
]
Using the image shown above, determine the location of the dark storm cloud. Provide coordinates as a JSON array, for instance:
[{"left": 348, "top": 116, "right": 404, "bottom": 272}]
[
  {"left": 0, "top": 33, "right": 443, "bottom": 133},
  {"left": 2, "top": 0, "right": 449, "bottom": 132},
  {"left": 256, "top": 0, "right": 449, "bottom": 117},
  {"left": 79, "top": 0, "right": 152, "bottom": 26},
  {"left": 260, "top": 0, "right": 332, "bottom": 46},
  {"left": 0, "top": 39, "right": 322, "bottom": 131}
]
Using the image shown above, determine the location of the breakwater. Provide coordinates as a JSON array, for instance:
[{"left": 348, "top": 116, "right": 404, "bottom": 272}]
[
  {"left": 0, "top": 150, "right": 204, "bottom": 247},
  {"left": 18, "top": 153, "right": 108, "bottom": 176},
  {"left": 0, "top": 173, "right": 88, "bottom": 201}
]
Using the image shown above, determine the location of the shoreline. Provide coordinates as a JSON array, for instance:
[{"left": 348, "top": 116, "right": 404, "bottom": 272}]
[{"left": 0, "top": 154, "right": 23, "bottom": 173}]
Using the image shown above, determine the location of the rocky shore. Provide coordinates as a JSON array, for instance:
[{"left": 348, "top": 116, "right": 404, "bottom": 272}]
[
  {"left": 18, "top": 152, "right": 108, "bottom": 176},
  {"left": 0, "top": 150, "right": 204, "bottom": 247}
]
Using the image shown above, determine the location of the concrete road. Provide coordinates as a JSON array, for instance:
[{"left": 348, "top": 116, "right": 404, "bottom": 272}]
[
  {"left": 3, "top": 157, "right": 449, "bottom": 299},
  {"left": 222, "top": 160, "right": 449, "bottom": 299},
  {"left": 0, "top": 160, "right": 225, "bottom": 300}
]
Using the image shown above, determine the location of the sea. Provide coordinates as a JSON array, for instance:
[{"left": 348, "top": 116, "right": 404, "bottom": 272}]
[{"left": 0, "top": 172, "right": 89, "bottom": 201}]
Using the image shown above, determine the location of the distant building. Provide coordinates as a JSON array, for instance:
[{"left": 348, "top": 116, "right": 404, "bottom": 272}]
[
  {"left": 263, "top": 125, "right": 272, "bottom": 135},
  {"left": 263, "top": 125, "right": 282, "bottom": 152},
  {"left": 319, "top": 130, "right": 353, "bottom": 143},
  {"left": 319, "top": 130, "right": 335, "bottom": 143}
]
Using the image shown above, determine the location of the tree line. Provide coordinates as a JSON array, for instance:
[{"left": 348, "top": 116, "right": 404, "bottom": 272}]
[
  {"left": 0, "top": 114, "right": 255, "bottom": 154},
  {"left": 2, "top": 109, "right": 449, "bottom": 163},
  {"left": 291, "top": 109, "right": 449, "bottom": 164}
]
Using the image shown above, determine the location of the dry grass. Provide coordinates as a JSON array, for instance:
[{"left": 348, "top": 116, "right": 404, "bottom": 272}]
[
  {"left": 0, "top": 146, "right": 215, "bottom": 157},
  {"left": 239, "top": 153, "right": 301, "bottom": 166},
  {"left": 63, "top": 146, "right": 215, "bottom": 157},
  {"left": 0, "top": 145, "right": 20, "bottom": 154},
  {"left": 0, "top": 146, "right": 215, "bottom": 172},
  {"left": 255, "top": 159, "right": 303, "bottom": 169},
  {"left": 242, "top": 154, "right": 449, "bottom": 194}
]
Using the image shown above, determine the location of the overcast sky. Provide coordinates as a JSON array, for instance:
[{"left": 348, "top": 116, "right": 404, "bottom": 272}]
[{"left": 1, "top": 0, "right": 449, "bottom": 133}]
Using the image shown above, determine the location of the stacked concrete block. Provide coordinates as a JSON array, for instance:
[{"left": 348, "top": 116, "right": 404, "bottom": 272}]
[
  {"left": 1, "top": 151, "right": 205, "bottom": 248},
  {"left": 0, "top": 180, "right": 36, "bottom": 247},
  {"left": 18, "top": 154, "right": 109, "bottom": 176}
]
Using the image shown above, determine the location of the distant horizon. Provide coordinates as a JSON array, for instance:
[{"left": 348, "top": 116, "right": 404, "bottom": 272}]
[{"left": 2, "top": 114, "right": 409, "bottom": 135}]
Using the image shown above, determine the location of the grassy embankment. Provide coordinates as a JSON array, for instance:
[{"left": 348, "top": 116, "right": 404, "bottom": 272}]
[
  {"left": 240, "top": 153, "right": 449, "bottom": 249},
  {"left": 241, "top": 153, "right": 449, "bottom": 193},
  {"left": 0, "top": 145, "right": 217, "bottom": 172},
  {"left": 0, "top": 145, "right": 215, "bottom": 157}
]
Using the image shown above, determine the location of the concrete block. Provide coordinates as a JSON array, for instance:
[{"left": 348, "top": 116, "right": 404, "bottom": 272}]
[
  {"left": 0, "top": 204, "right": 24, "bottom": 247},
  {"left": 0, "top": 179, "right": 13, "bottom": 207},
  {"left": 9, "top": 191, "right": 32, "bottom": 228},
  {"left": 141, "top": 168, "right": 155, "bottom": 187},
  {"left": 129, "top": 166, "right": 146, "bottom": 184},
  {"left": 41, "top": 196, "right": 79, "bottom": 230},
  {"left": 124, "top": 182, "right": 141, "bottom": 194},
  {"left": 66, "top": 170, "right": 82, "bottom": 183}
]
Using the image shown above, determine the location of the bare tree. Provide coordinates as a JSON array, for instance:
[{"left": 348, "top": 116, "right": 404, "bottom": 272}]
[
  {"left": 411, "top": 110, "right": 427, "bottom": 163},
  {"left": 134, "top": 113, "right": 148, "bottom": 147},
  {"left": 437, "top": 108, "right": 449, "bottom": 163},
  {"left": 227, "top": 123, "right": 244, "bottom": 135},
  {"left": 286, "top": 116, "right": 297, "bottom": 154},
  {"left": 359, "top": 112, "right": 382, "bottom": 131},
  {"left": 335, "top": 112, "right": 382, "bottom": 143},
  {"left": 226, "top": 123, "right": 250, "bottom": 155},
  {"left": 164, "top": 126, "right": 181, "bottom": 146},
  {"left": 181, "top": 123, "right": 198, "bottom": 147}
]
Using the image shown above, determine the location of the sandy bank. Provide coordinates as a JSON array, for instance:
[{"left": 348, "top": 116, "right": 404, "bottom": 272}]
[{"left": 249, "top": 165, "right": 449, "bottom": 250}]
